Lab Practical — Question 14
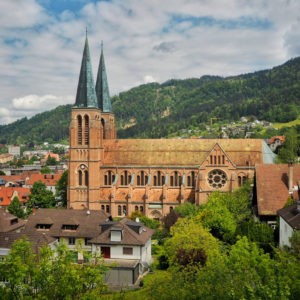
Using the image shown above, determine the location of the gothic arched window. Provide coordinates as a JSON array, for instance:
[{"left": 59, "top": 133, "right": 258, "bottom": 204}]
[
  {"left": 84, "top": 115, "right": 89, "bottom": 145},
  {"left": 77, "top": 115, "right": 82, "bottom": 145},
  {"left": 153, "top": 171, "right": 165, "bottom": 186},
  {"left": 136, "top": 171, "right": 148, "bottom": 186}
]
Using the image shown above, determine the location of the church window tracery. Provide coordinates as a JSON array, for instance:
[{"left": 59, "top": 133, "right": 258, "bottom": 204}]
[
  {"left": 153, "top": 171, "right": 165, "bottom": 186},
  {"left": 104, "top": 171, "right": 115, "bottom": 185},
  {"left": 207, "top": 169, "right": 227, "bottom": 189},
  {"left": 120, "top": 171, "right": 131, "bottom": 186},
  {"left": 170, "top": 171, "right": 182, "bottom": 187},
  {"left": 136, "top": 171, "right": 148, "bottom": 186}
]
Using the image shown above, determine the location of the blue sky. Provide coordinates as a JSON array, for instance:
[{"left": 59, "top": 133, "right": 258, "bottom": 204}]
[{"left": 0, "top": 0, "right": 299, "bottom": 125}]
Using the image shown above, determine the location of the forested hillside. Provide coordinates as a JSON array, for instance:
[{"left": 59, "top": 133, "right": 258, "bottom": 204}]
[
  {"left": 0, "top": 105, "right": 72, "bottom": 144},
  {"left": 0, "top": 57, "right": 299, "bottom": 144}
]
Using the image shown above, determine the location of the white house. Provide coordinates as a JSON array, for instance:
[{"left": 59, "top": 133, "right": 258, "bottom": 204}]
[
  {"left": 90, "top": 218, "right": 154, "bottom": 286},
  {"left": 1, "top": 209, "right": 154, "bottom": 287},
  {"left": 278, "top": 201, "right": 300, "bottom": 248}
]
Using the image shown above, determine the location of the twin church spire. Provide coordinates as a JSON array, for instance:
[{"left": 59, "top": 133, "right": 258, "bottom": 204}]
[{"left": 75, "top": 35, "right": 112, "bottom": 112}]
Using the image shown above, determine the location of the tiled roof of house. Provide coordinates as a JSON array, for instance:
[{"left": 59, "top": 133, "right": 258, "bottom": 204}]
[
  {"left": 43, "top": 151, "right": 60, "bottom": 162},
  {"left": 278, "top": 203, "right": 300, "bottom": 230},
  {"left": 256, "top": 164, "right": 300, "bottom": 216},
  {"left": 0, "top": 208, "right": 25, "bottom": 233},
  {"left": 103, "top": 139, "right": 267, "bottom": 166},
  {"left": 91, "top": 218, "right": 154, "bottom": 246},
  {"left": 0, "top": 231, "right": 55, "bottom": 251},
  {"left": 0, "top": 187, "right": 30, "bottom": 206},
  {"left": 24, "top": 208, "right": 109, "bottom": 239},
  {"left": 25, "top": 173, "right": 62, "bottom": 187},
  {"left": 267, "top": 136, "right": 285, "bottom": 145}
]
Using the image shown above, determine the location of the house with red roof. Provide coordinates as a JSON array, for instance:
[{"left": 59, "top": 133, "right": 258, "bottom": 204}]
[
  {"left": 25, "top": 173, "right": 62, "bottom": 194},
  {"left": 0, "top": 187, "right": 30, "bottom": 208},
  {"left": 267, "top": 136, "right": 285, "bottom": 153},
  {"left": 40, "top": 151, "right": 60, "bottom": 164},
  {"left": 254, "top": 164, "right": 300, "bottom": 225}
]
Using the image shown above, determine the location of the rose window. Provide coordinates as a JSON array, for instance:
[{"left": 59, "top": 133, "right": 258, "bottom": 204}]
[{"left": 207, "top": 169, "right": 227, "bottom": 189}]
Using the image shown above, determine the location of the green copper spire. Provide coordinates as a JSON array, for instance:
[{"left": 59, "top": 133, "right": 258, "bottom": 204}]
[
  {"left": 95, "top": 42, "right": 112, "bottom": 112},
  {"left": 75, "top": 33, "right": 98, "bottom": 108}
]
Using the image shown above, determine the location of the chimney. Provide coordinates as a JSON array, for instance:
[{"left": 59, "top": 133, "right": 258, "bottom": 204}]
[{"left": 288, "top": 163, "right": 294, "bottom": 194}]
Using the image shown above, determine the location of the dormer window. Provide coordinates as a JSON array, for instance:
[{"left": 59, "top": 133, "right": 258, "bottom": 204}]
[
  {"left": 62, "top": 224, "right": 78, "bottom": 231},
  {"left": 110, "top": 227, "right": 123, "bottom": 242},
  {"left": 10, "top": 218, "right": 18, "bottom": 225},
  {"left": 36, "top": 224, "right": 52, "bottom": 230}
]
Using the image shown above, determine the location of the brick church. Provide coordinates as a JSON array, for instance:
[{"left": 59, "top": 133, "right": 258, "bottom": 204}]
[{"left": 68, "top": 36, "right": 275, "bottom": 219}]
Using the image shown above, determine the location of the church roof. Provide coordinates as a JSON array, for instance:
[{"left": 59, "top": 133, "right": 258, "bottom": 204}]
[
  {"left": 95, "top": 43, "right": 112, "bottom": 112},
  {"left": 103, "top": 138, "right": 265, "bottom": 167},
  {"left": 75, "top": 35, "right": 98, "bottom": 108}
]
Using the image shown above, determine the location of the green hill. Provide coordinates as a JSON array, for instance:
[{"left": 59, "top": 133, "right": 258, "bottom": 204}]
[{"left": 0, "top": 57, "right": 300, "bottom": 144}]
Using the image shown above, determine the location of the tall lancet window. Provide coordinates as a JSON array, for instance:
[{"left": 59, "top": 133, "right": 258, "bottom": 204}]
[
  {"left": 101, "top": 118, "right": 106, "bottom": 139},
  {"left": 84, "top": 115, "right": 89, "bottom": 145},
  {"left": 77, "top": 115, "right": 82, "bottom": 145},
  {"left": 84, "top": 170, "right": 89, "bottom": 186},
  {"left": 78, "top": 170, "right": 83, "bottom": 186}
]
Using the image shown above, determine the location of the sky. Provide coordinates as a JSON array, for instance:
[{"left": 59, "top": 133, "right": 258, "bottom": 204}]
[{"left": 0, "top": 0, "right": 300, "bottom": 125}]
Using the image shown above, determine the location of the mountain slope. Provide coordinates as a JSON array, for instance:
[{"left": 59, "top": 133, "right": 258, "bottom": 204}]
[{"left": 0, "top": 57, "right": 299, "bottom": 144}]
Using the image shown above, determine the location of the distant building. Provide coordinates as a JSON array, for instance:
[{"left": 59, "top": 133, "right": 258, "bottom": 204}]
[
  {"left": 24, "top": 173, "right": 62, "bottom": 194},
  {"left": 0, "top": 154, "right": 14, "bottom": 164},
  {"left": 0, "top": 186, "right": 30, "bottom": 208},
  {"left": 8, "top": 145, "right": 20, "bottom": 157},
  {"left": 267, "top": 136, "right": 285, "bottom": 153}
]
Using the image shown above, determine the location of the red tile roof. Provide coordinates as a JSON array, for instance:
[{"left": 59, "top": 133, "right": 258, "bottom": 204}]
[
  {"left": 25, "top": 173, "right": 62, "bottom": 187},
  {"left": 0, "top": 187, "right": 30, "bottom": 207},
  {"left": 256, "top": 164, "right": 300, "bottom": 216},
  {"left": 267, "top": 136, "right": 285, "bottom": 145},
  {"left": 103, "top": 139, "right": 264, "bottom": 166}
]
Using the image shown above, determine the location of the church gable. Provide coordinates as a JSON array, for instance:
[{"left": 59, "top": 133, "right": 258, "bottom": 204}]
[{"left": 200, "top": 143, "right": 236, "bottom": 169}]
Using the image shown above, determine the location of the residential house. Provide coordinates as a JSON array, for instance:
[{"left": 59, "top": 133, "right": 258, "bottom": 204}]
[
  {"left": 0, "top": 208, "right": 25, "bottom": 258},
  {"left": 267, "top": 136, "right": 285, "bottom": 153},
  {"left": 90, "top": 218, "right": 154, "bottom": 286},
  {"left": 41, "top": 151, "right": 60, "bottom": 165},
  {"left": 278, "top": 201, "right": 300, "bottom": 247},
  {"left": 25, "top": 173, "right": 62, "bottom": 194},
  {"left": 22, "top": 209, "right": 154, "bottom": 286},
  {"left": 0, "top": 154, "right": 14, "bottom": 164},
  {"left": 254, "top": 164, "right": 300, "bottom": 226},
  {"left": 8, "top": 145, "right": 20, "bottom": 157},
  {"left": 0, "top": 187, "right": 30, "bottom": 208}
]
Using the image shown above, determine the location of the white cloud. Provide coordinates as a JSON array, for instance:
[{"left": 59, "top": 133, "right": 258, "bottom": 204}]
[
  {"left": 12, "top": 94, "right": 73, "bottom": 111},
  {"left": 0, "top": 0, "right": 299, "bottom": 125}
]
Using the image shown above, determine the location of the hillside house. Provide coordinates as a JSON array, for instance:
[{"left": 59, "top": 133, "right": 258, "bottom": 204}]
[
  {"left": 278, "top": 201, "right": 300, "bottom": 247},
  {"left": 254, "top": 164, "right": 300, "bottom": 225}
]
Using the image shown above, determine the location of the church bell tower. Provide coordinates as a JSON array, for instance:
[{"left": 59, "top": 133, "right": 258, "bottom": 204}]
[{"left": 68, "top": 35, "right": 115, "bottom": 210}]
